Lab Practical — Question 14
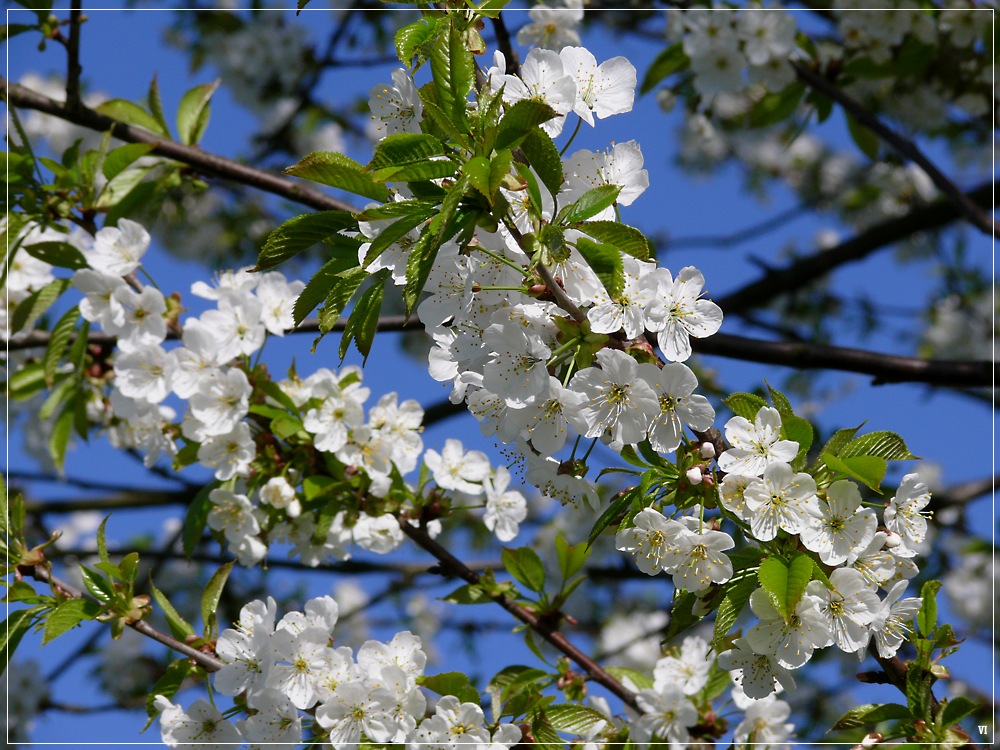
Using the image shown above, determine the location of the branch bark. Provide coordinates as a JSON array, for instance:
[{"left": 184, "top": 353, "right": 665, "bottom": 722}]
[
  {"left": 2, "top": 77, "right": 356, "bottom": 214},
  {"left": 792, "top": 61, "right": 997, "bottom": 238}
]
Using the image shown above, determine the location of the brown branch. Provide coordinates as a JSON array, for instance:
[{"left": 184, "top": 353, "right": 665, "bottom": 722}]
[
  {"left": 690, "top": 333, "right": 993, "bottom": 388},
  {"left": 792, "top": 61, "right": 997, "bottom": 238},
  {"left": 933, "top": 475, "right": 997, "bottom": 509},
  {"left": 65, "top": 3, "right": 83, "bottom": 111},
  {"left": 401, "top": 522, "right": 638, "bottom": 710},
  {"left": 2, "top": 77, "right": 356, "bottom": 214},
  {"left": 24, "top": 564, "right": 223, "bottom": 673},
  {"left": 716, "top": 181, "right": 996, "bottom": 316}
]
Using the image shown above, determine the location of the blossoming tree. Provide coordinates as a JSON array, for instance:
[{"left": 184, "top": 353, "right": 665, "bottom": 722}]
[{"left": 3, "top": 2, "right": 995, "bottom": 749}]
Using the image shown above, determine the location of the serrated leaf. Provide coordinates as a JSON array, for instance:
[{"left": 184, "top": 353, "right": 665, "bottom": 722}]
[
  {"left": 285, "top": 151, "right": 389, "bottom": 202},
  {"left": 24, "top": 240, "right": 88, "bottom": 270},
  {"left": 338, "top": 270, "right": 387, "bottom": 363},
  {"left": 588, "top": 486, "right": 639, "bottom": 546},
  {"left": 372, "top": 159, "right": 458, "bottom": 184},
  {"left": 368, "top": 132, "right": 447, "bottom": 172},
  {"left": 575, "top": 221, "right": 652, "bottom": 260},
  {"left": 441, "top": 583, "right": 492, "bottom": 605},
  {"left": 12, "top": 278, "right": 71, "bottom": 334},
  {"left": 317, "top": 267, "right": 368, "bottom": 333},
  {"left": 821, "top": 452, "right": 887, "bottom": 493},
  {"left": 201, "top": 561, "right": 234, "bottom": 639},
  {"left": 839, "top": 431, "right": 918, "bottom": 461},
  {"left": 96, "top": 515, "right": 110, "bottom": 565},
  {"left": 402, "top": 228, "right": 437, "bottom": 316},
  {"left": 463, "top": 155, "right": 492, "bottom": 197},
  {"left": 765, "top": 382, "right": 794, "bottom": 415},
  {"left": 554, "top": 536, "right": 589, "bottom": 581},
  {"left": 102, "top": 142, "right": 156, "bottom": 181},
  {"left": 395, "top": 18, "right": 440, "bottom": 68},
  {"left": 786, "top": 553, "right": 813, "bottom": 616},
  {"left": 723, "top": 392, "right": 768, "bottom": 421},
  {"left": 757, "top": 557, "right": 789, "bottom": 617},
  {"left": 713, "top": 571, "right": 757, "bottom": 647},
  {"left": 558, "top": 185, "right": 621, "bottom": 225},
  {"left": 429, "top": 20, "right": 473, "bottom": 132},
  {"left": 574, "top": 236, "right": 624, "bottom": 300},
  {"left": 605, "top": 665, "right": 654, "bottom": 690},
  {"left": 917, "top": 580, "right": 941, "bottom": 637},
  {"left": 489, "top": 149, "right": 515, "bottom": 197},
  {"left": 42, "top": 598, "right": 102, "bottom": 644},
  {"left": 95, "top": 166, "right": 151, "bottom": 211},
  {"left": 832, "top": 702, "right": 911, "bottom": 731},
  {"left": 520, "top": 128, "right": 563, "bottom": 198},
  {"left": 545, "top": 704, "right": 609, "bottom": 735},
  {"left": 256, "top": 211, "right": 356, "bottom": 272},
  {"left": 940, "top": 696, "right": 978, "bottom": 727},
  {"left": 95, "top": 99, "right": 169, "bottom": 136},
  {"left": 502, "top": 547, "right": 546, "bottom": 593},
  {"left": 147, "top": 74, "right": 171, "bottom": 139},
  {"left": 43, "top": 305, "right": 80, "bottom": 386},
  {"left": 49, "top": 399, "right": 76, "bottom": 473},
  {"left": 496, "top": 99, "right": 559, "bottom": 150},
  {"left": 292, "top": 254, "right": 361, "bottom": 326},
  {"left": 150, "top": 580, "right": 196, "bottom": 641},
  {"left": 144, "top": 659, "right": 191, "bottom": 721},
  {"left": 641, "top": 43, "right": 688, "bottom": 94},
  {"left": 176, "top": 80, "right": 219, "bottom": 145},
  {"left": 2, "top": 609, "right": 39, "bottom": 670},
  {"left": 182, "top": 480, "right": 219, "bottom": 556},
  {"left": 662, "top": 590, "right": 700, "bottom": 642},
  {"left": 420, "top": 672, "right": 480, "bottom": 704}
]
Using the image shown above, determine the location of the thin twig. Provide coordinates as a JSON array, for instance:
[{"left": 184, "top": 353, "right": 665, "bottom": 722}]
[
  {"left": 2, "top": 77, "right": 356, "bottom": 214},
  {"left": 401, "top": 523, "right": 638, "bottom": 710},
  {"left": 792, "top": 61, "right": 997, "bottom": 238}
]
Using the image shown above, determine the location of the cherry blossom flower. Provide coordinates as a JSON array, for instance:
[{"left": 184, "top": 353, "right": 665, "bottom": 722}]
[
  {"left": 267, "top": 626, "right": 334, "bottom": 709},
  {"left": 239, "top": 688, "right": 302, "bottom": 746},
  {"left": 353, "top": 513, "right": 405, "bottom": 554},
  {"left": 645, "top": 266, "right": 724, "bottom": 363},
  {"left": 566, "top": 348, "right": 659, "bottom": 446},
  {"left": 718, "top": 406, "right": 799, "bottom": 477},
  {"left": 197, "top": 423, "right": 256, "bottom": 480},
  {"left": 800, "top": 480, "right": 877, "bottom": 565},
  {"left": 488, "top": 49, "right": 576, "bottom": 137},
  {"left": 113, "top": 343, "right": 174, "bottom": 404},
  {"left": 189, "top": 368, "right": 252, "bottom": 437},
  {"left": 315, "top": 680, "right": 399, "bottom": 745},
  {"left": 806, "top": 568, "right": 880, "bottom": 653},
  {"left": 868, "top": 580, "right": 922, "bottom": 659},
  {"left": 369, "top": 68, "right": 423, "bottom": 137},
  {"left": 653, "top": 635, "right": 712, "bottom": 696},
  {"left": 883, "top": 473, "right": 932, "bottom": 558},
  {"left": 745, "top": 588, "right": 833, "bottom": 669},
  {"left": 637, "top": 362, "right": 716, "bottom": 453},
  {"left": 516, "top": 2, "right": 584, "bottom": 50},
  {"left": 558, "top": 46, "right": 636, "bottom": 125},
  {"left": 424, "top": 439, "right": 491, "bottom": 495},
  {"left": 154, "top": 697, "right": 243, "bottom": 749},
  {"left": 718, "top": 638, "right": 796, "bottom": 700},
  {"left": 408, "top": 695, "right": 492, "bottom": 749},
  {"left": 742, "top": 461, "right": 817, "bottom": 542},
  {"left": 84, "top": 219, "right": 150, "bottom": 276},
  {"left": 732, "top": 695, "right": 795, "bottom": 747},
  {"left": 631, "top": 684, "right": 698, "bottom": 747},
  {"left": 615, "top": 507, "right": 687, "bottom": 576},
  {"left": 662, "top": 525, "right": 735, "bottom": 593},
  {"left": 483, "top": 466, "right": 528, "bottom": 542},
  {"left": 563, "top": 141, "right": 649, "bottom": 215}
]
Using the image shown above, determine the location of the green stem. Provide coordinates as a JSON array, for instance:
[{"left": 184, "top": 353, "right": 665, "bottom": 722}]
[
  {"left": 472, "top": 245, "right": 531, "bottom": 278},
  {"left": 559, "top": 116, "right": 584, "bottom": 157},
  {"left": 581, "top": 437, "right": 597, "bottom": 463}
]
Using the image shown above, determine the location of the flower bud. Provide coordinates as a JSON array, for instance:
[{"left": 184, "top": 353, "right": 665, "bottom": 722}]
[
  {"left": 883, "top": 531, "right": 902, "bottom": 548},
  {"left": 685, "top": 467, "right": 703, "bottom": 485},
  {"left": 861, "top": 732, "right": 883, "bottom": 748},
  {"left": 699, "top": 442, "right": 716, "bottom": 459}
]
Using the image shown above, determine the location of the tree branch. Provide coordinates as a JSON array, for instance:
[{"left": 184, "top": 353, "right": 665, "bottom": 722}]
[
  {"left": 2, "top": 77, "right": 356, "bottom": 214},
  {"left": 663, "top": 200, "right": 813, "bottom": 251},
  {"left": 792, "top": 61, "right": 997, "bottom": 238},
  {"left": 65, "top": 3, "right": 83, "bottom": 111},
  {"left": 401, "top": 522, "right": 638, "bottom": 710},
  {"left": 690, "top": 333, "right": 992, "bottom": 388},
  {"left": 716, "top": 181, "right": 996, "bottom": 316}
]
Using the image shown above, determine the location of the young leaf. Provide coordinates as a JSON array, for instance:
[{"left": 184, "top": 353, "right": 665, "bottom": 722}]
[
  {"left": 832, "top": 702, "right": 911, "bottom": 730},
  {"left": 757, "top": 557, "right": 789, "bottom": 617},
  {"left": 839, "top": 431, "right": 918, "bottom": 461},
  {"left": 24, "top": 240, "right": 88, "bottom": 270},
  {"left": 42, "top": 598, "right": 102, "bottom": 644},
  {"left": 786, "top": 553, "right": 813, "bottom": 616},
  {"left": 587, "top": 486, "right": 639, "bottom": 546},
  {"left": 641, "top": 43, "right": 689, "bottom": 94},
  {"left": 846, "top": 111, "right": 879, "bottom": 160},
  {"left": 420, "top": 672, "right": 480, "bottom": 704},
  {"left": 368, "top": 132, "right": 447, "bottom": 172},
  {"left": 495, "top": 99, "right": 559, "bottom": 150},
  {"left": 182, "top": 480, "right": 219, "bottom": 556},
  {"left": 285, "top": 151, "right": 389, "bottom": 202},
  {"left": 144, "top": 659, "right": 191, "bottom": 723},
  {"left": 150, "top": 580, "right": 197, "bottom": 641},
  {"left": 557, "top": 185, "right": 622, "bottom": 225},
  {"left": 102, "top": 142, "right": 156, "bottom": 181},
  {"left": 176, "top": 79, "right": 220, "bottom": 145},
  {"left": 49, "top": 399, "right": 76, "bottom": 473},
  {"left": 502, "top": 547, "right": 546, "bottom": 593},
  {"left": 917, "top": 579, "right": 941, "bottom": 637},
  {"left": 96, "top": 99, "right": 169, "bottom": 136},
  {"left": 43, "top": 305, "right": 80, "bottom": 386},
  {"left": 575, "top": 221, "right": 653, "bottom": 261},
  {"left": 395, "top": 17, "right": 440, "bottom": 69},
  {"left": 11, "top": 278, "right": 71, "bottom": 334},
  {"left": 338, "top": 270, "right": 388, "bottom": 363},
  {"left": 519, "top": 128, "right": 563, "bottom": 198},
  {"left": 554, "top": 536, "right": 589, "bottom": 581},
  {"left": 574, "top": 236, "right": 624, "bottom": 300},
  {"left": 255, "top": 211, "right": 357, "bottom": 272},
  {"left": 463, "top": 155, "right": 492, "bottom": 198},
  {"left": 2, "top": 609, "right": 40, "bottom": 670},
  {"left": 820, "top": 452, "right": 887, "bottom": 493},
  {"left": 441, "top": 583, "right": 492, "bottom": 605},
  {"left": 713, "top": 569, "right": 757, "bottom": 647},
  {"left": 147, "top": 74, "right": 171, "bottom": 138},
  {"left": 545, "top": 704, "right": 610, "bottom": 735},
  {"left": 723, "top": 392, "right": 768, "bottom": 421},
  {"left": 292, "top": 254, "right": 362, "bottom": 326},
  {"left": 940, "top": 696, "right": 978, "bottom": 728},
  {"left": 402, "top": 229, "right": 437, "bottom": 316},
  {"left": 429, "top": 20, "right": 473, "bottom": 132},
  {"left": 201, "top": 561, "right": 234, "bottom": 639}
]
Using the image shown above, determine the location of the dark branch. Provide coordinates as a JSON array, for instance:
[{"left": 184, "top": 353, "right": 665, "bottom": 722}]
[
  {"left": 2, "top": 77, "right": 356, "bottom": 214},
  {"left": 664, "top": 201, "right": 812, "bottom": 251},
  {"left": 792, "top": 61, "right": 998, "bottom": 238},
  {"left": 716, "top": 182, "right": 996, "bottom": 316},
  {"left": 65, "top": 3, "right": 83, "bottom": 111}
]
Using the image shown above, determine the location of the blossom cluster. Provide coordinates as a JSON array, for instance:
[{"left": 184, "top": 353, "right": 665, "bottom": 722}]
[
  {"left": 156, "top": 594, "right": 524, "bottom": 749},
  {"left": 617, "top": 405, "right": 928, "bottom": 700}
]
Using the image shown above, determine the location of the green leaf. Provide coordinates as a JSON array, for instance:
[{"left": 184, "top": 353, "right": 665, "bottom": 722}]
[
  {"left": 575, "top": 221, "right": 652, "bottom": 260},
  {"left": 429, "top": 20, "right": 473, "bottom": 132},
  {"left": 368, "top": 132, "right": 447, "bottom": 172},
  {"left": 757, "top": 557, "right": 789, "bottom": 618},
  {"left": 24, "top": 240, "right": 88, "bottom": 270},
  {"left": 495, "top": 99, "right": 559, "bottom": 150},
  {"left": 12, "top": 277, "right": 71, "bottom": 334},
  {"left": 765, "top": 382, "right": 793, "bottom": 415},
  {"left": 502, "top": 547, "right": 546, "bottom": 593},
  {"left": 905, "top": 663, "right": 934, "bottom": 719},
  {"left": 558, "top": 185, "right": 622, "bottom": 225},
  {"left": 182, "top": 481, "right": 219, "bottom": 556},
  {"left": 8, "top": 361, "right": 48, "bottom": 402},
  {"left": 940, "top": 696, "right": 978, "bottom": 728},
  {"left": 256, "top": 211, "right": 356, "bottom": 272},
  {"left": 588, "top": 486, "right": 639, "bottom": 546},
  {"left": 605, "top": 665, "right": 654, "bottom": 690},
  {"left": 662, "top": 591, "right": 700, "bottom": 642},
  {"left": 102, "top": 142, "right": 156, "bottom": 181},
  {"left": 201, "top": 561, "right": 234, "bottom": 639},
  {"left": 317, "top": 267, "right": 368, "bottom": 333},
  {"left": 49, "top": 399, "right": 76, "bottom": 473},
  {"left": 846, "top": 111, "right": 879, "bottom": 160},
  {"left": 43, "top": 598, "right": 102, "bottom": 644},
  {"left": 96, "top": 515, "right": 110, "bottom": 565},
  {"left": 176, "top": 80, "right": 219, "bottom": 145},
  {"left": 782, "top": 414, "right": 814, "bottom": 467},
  {"left": 832, "top": 702, "right": 911, "bottom": 730},
  {"left": 147, "top": 74, "right": 171, "bottom": 139},
  {"left": 79, "top": 566, "right": 114, "bottom": 602},
  {"left": 441, "top": 583, "right": 493, "bottom": 605},
  {"left": 95, "top": 99, "right": 169, "bottom": 136},
  {"left": 420, "top": 672, "right": 480, "bottom": 704},
  {"left": 355, "top": 200, "right": 439, "bottom": 221},
  {"left": 2, "top": 609, "right": 39, "bottom": 669},
  {"left": 917, "top": 580, "right": 941, "bottom": 637},
  {"left": 150, "top": 580, "right": 197, "bottom": 641},
  {"left": 839, "top": 431, "right": 918, "bottom": 461},
  {"left": 545, "top": 704, "right": 610, "bottom": 735},
  {"left": 43, "top": 305, "right": 80, "bottom": 386},
  {"left": 748, "top": 83, "right": 805, "bottom": 128},
  {"left": 372, "top": 159, "right": 458, "bottom": 184},
  {"left": 820, "top": 452, "right": 887, "bottom": 493},
  {"left": 786, "top": 554, "right": 813, "bottom": 616},
  {"left": 519, "top": 128, "right": 563, "bottom": 198},
  {"left": 293, "top": 254, "right": 361, "bottom": 326},
  {"left": 285, "top": 151, "right": 389, "bottom": 202},
  {"left": 489, "top": 149, "right": 515, "bottom": 197},
  {"left": 554, "top": 536, "right": 589, "bottom": 581},
  {"left": 713, "top": 569, "right": 757, "bottom": 647},
  {"left": 95, "top": 165, "right": 151, "bottom": 210},
  {"left": 402, "top": 229, "right": 438, "bottom": 316},
  {"left": 574, "top": 236, "right": 624, "bottom": 300},
  {"left": 144, "top": 659, "right": 191, "bottom": 723},
  {"left": 641, "top": 43, "right": 689, "bottom": 94},
  {"left": 338, "top": 270, "right": 387, "bottom": 363},
  {"left": 463, "top": 155, "right": 492, "bottom": 198},
  {"left": 395, "top": 17, "right": 440, "bottom": 68},
  {"left": 723, "top": 392, "right": 768, "bottom": 421}
]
